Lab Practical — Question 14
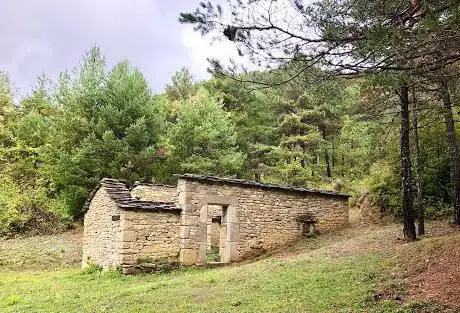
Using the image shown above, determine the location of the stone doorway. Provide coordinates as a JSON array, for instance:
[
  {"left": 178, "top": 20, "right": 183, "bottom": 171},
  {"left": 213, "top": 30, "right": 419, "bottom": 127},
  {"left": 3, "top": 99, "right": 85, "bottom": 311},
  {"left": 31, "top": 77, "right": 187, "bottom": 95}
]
[
  {"left": 206, "top": 205, "right": 223, "bottom": 262},
  {"left": 197, "top": 198, "right": 239, "bottom": 265}
]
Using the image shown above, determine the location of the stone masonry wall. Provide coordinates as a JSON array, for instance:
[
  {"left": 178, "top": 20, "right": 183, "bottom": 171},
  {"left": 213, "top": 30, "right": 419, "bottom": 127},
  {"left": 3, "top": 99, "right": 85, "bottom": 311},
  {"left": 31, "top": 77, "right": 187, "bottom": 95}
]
[
  {"left": 83, "top": 178, "right": 349, "bottom": 271},
  {"left": 131, "top": 184, "right": 177, "bottom": 203},
  {"left": 82, "top": 188, "right": 122, "bottom": 268},
  {"left": 120, "top": 210, "right": 181, "bottom": 273},
  {"left": 178, "top": 179, "right": 349, "bottom": 265}
]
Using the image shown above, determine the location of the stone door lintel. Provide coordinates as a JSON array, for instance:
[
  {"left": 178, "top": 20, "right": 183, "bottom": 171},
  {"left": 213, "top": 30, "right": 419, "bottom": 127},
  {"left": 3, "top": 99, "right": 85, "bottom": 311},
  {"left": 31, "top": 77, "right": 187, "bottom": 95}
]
[{"left": 198, "top": 195, "right": 238, "bottom": 207}]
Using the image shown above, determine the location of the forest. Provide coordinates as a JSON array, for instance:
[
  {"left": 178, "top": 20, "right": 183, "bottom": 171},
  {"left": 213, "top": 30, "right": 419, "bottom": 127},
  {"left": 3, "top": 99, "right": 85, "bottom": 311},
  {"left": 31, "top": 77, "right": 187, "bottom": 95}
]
[{"left": 1, "top": 0, "right": 460, "bottom": 242}]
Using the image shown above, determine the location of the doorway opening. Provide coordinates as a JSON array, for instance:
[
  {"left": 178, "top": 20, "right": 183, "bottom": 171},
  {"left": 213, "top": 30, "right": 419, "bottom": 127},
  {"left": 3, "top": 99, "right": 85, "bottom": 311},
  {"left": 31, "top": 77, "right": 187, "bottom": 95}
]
[
  {"left": 205, "top": 205, "right": 226, "bottom": 263},
  {"left": 198, "top": 200, "right": 237, "bottom": 265},
  {"left": 207, "top": 216, "right": 221, "bottom": 262}
]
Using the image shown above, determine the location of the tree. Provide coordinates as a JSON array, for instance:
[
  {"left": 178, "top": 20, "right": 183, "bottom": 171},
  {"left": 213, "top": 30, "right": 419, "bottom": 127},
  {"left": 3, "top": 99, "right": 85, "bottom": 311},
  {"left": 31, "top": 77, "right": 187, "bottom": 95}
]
[
  {"left": 266, "top": 109, "right": 325, "bottom": 186},
  {"left": 256, "top": 78, "right": 346, "bottom": 186},
  {"left": 0, "top": 74, "right": 67, "bottom": 236},
  {"left": 165, "top": 67, "right": 197, "bottom": 102},
  {"left": 297, "top": 80, "right": 344, "bottom": 180},
  {"left": 0, "top": 72, "right": 17, "bottom": 167},
  {"left": 398, "top": 81, "right": 417, "bottom": 240},
  {"left": 180, "top": 0, "right": 460, "bottom": 238},
  {"left": 440, "top": 78, "right": 460, "bottom": 225},
  {"left": 167, "top": 88, "right": 245, "bottom": 176},
  {"left": 43, "top": 48, "right": 168, "bottom": 217},
  {"left": 411, "top": 87, "right": 424, "bottom": 235},
  {"left": 203, "top": 76, "right": 279, "bottom": 181},
  {"left": 9, "top": 75, "right": 56, "bottom": 187}
]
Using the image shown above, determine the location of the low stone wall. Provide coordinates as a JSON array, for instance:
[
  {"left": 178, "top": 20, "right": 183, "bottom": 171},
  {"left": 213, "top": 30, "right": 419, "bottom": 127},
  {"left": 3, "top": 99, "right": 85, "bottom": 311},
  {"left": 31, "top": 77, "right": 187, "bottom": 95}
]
[
  {"left": 120, "top": 210, "right": 181, "bottom": 273},
  {"left": 177, "top": 179, "right": 349, "bottom": 264},
  {"left": 82, "top": 188, "right": 122, "bottom": 268},
  {"left": 131, "top": 184, "right": 177, "bottom": 203}
]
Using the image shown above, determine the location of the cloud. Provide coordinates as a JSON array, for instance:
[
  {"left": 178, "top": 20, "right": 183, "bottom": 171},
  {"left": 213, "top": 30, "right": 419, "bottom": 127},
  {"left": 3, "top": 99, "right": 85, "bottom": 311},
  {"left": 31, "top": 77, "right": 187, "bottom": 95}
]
[
  {"left": 0, "top": 0, "right": 238, "bottom": 96},
  {"left": 180, "top": 27, "right": 239, "bottom": 80}
]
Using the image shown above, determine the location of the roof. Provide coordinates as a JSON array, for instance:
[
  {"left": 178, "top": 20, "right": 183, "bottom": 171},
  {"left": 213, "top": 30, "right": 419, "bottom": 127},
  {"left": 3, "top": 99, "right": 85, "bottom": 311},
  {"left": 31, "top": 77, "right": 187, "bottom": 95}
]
[
  {"left": 84, "top": 178, "right": 181, "bottom": 213},
  {"left": 131, "top": 182, "right": 176, "bottom": 189},
  {"left": 175, "top": 174, "right": 350, "bottom": 199}
]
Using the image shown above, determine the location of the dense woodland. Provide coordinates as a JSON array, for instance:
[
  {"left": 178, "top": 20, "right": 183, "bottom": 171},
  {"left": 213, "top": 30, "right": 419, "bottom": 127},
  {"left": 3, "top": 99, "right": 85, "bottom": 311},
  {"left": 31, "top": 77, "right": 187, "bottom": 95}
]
[{"left": 1, "top": 0, "right": 460, "bottom": 239}]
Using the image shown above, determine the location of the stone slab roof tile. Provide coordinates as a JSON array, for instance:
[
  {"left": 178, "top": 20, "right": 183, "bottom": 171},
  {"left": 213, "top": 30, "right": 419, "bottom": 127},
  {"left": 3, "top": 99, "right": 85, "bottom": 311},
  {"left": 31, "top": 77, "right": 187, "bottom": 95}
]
[
  {"left": 84, "top": 178, "right": 181, "bottom": 213},
  {"left": 175, "top": 173, "right": 350, "bottom": 199}
]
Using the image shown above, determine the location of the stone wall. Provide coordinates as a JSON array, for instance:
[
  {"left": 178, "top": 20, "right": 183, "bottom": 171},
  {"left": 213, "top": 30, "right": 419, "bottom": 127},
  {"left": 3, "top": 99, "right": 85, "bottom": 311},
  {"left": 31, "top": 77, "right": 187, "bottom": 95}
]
[
  {"left": 119, "top": 209, "right": 181, "bottom": 273},
  {"left": 177, "top": 179, "right": 349, "bottom": 265},
  {"left": 83, "top": 176, "right": 349, "bottom": 271},
  {"left": 131, "top": 184, "right": 177, "bottom": 203},
  {"left": 82, "top": 188, "right": 122, "bottom": 268}
]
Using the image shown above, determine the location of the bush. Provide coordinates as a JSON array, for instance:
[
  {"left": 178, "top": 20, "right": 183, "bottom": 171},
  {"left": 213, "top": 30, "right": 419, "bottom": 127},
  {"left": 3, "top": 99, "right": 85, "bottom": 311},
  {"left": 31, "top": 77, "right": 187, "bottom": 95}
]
[
  {"left": 0, "top": 180, "right": 69, "bottom": 237},
  {"left": 355, "top": 160, "right": 454, "bottom": 221},
  {"left": 81, "top": 261, "right": 103, "bottom": 275},
  {"left": 423, "top": 200, "right": 453, "bottom": 220},
  {"left": 355, "top": 161, "right": 402, "bottom": 217}
]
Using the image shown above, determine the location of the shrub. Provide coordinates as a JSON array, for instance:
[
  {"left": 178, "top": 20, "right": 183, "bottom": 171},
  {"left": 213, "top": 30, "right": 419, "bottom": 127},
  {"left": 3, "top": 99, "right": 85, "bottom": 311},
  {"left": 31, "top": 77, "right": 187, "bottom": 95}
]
[
  {"left": 0, "top": 180, "right": 69, "bottom": 237},
  {"left": 423, "top": 200, "right": 453, "bottom": 220},
  {"left": 5, "top": 295, "right": 22, "bottom": 306},
  {"left": 355, "top": 161, "right": 401, "bottom": 217},
  {"left": 81, "top": 261, "right": 103, "bottom": 275}
]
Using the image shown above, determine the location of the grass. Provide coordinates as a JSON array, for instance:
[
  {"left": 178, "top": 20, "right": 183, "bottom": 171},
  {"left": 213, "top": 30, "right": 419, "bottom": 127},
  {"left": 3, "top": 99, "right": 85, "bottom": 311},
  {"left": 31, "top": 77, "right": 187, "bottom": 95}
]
[
  {"left": 0, "top": 229, "right": 81, "bottom": 271},
  {"left": 0, "top": 222, "right": 458, "bottom": 313},
  {"left": 0, "top": 254, "right": 382, "bottom": 312}
]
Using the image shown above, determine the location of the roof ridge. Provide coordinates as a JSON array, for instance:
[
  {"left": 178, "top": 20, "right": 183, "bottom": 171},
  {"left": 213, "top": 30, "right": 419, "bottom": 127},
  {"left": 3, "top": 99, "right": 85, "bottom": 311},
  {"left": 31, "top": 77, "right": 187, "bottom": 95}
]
[
  {"left": 131, "top": 181, "right": 176, "bottom": 189},
  {"left": 174, "top": 173, "right": 350, "bottom": 198}
]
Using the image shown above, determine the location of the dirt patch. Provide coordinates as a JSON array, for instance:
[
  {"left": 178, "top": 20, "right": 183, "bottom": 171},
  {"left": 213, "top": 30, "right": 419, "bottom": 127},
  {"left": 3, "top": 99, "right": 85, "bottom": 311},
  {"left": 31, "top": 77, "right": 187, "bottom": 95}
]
[{"left": 406, "top": 229, "right": 460, "bottom": 307}]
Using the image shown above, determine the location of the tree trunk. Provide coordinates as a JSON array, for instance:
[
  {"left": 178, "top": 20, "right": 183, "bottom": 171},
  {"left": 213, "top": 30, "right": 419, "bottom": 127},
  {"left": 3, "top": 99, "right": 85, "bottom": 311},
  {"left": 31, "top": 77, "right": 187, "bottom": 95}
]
[
  {"left": 411, "top": 87, "right": 424, "bottom": 235},
  {"left": 440, "top": 79, "right": 460, "bottom": 225},
  {"left": 325, "top": 150, "right": 332, "bottom": 179},
  {"left": 332, "top": 142, "right": 336, "bottom": 169},
  {"left": 399, "top": 82, "right": 417, "bottom": 241}
]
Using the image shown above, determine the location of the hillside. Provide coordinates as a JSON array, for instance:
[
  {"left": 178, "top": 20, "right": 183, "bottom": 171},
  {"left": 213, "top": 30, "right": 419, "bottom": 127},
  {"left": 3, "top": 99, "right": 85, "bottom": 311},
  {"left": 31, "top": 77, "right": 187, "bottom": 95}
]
[{"left": 0, "top": 221, "right": 458, "bottom": 313}]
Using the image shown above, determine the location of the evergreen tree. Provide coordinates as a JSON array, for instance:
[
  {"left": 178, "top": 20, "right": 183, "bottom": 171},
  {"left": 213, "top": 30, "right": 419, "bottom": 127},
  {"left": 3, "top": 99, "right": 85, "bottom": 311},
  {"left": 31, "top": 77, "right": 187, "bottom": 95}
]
[
  {"left": 167, "top": 88, "right": 245, "bottom": 176},
  {"left": 165, "top": 67, "right": 197, "bottom": 102},
  {"left": 204, "top": 77, "right": 279, "bottom": 181},
  {"left": 43, "top": 48, "right": 168, "bottom": 216},
  {"left": 0, "top": 72, "right": 17, "bottom": 170}
]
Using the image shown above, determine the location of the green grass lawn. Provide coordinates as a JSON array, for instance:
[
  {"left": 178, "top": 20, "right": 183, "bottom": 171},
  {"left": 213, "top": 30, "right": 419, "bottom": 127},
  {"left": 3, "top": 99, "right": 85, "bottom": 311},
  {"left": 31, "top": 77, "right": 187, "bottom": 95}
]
[
  {"left": 0, "top": 254, "right": 383, "bottom": 313},
  {"left": 0, "top": 223, "right": 457, "bottom": 313}
]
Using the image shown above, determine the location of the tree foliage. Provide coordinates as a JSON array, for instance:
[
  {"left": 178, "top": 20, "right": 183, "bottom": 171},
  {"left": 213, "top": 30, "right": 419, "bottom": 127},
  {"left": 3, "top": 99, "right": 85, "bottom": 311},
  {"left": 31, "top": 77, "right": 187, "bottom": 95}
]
[
  {"left": 180, "top": 0, "right": 460, "bottom": 239},
  {"left": 167, "top": 89, "right": 245, "bottom": 176},
  {"left": 1, "top": 32, "right": 460, "bottom": 237}
]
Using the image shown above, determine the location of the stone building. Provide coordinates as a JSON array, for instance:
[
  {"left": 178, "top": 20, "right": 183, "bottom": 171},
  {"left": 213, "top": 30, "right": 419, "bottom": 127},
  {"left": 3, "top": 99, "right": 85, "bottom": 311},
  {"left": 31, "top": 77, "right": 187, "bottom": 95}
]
[{"left": 82, "top": 174, "right": 350, "bottom": 273}]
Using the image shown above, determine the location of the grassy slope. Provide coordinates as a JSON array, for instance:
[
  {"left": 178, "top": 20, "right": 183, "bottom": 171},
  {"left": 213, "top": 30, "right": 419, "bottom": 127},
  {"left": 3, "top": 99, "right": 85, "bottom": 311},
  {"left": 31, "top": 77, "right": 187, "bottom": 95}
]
[
  {"left": 0, "top": 229, "right": 82, "bottom": 271},
  {"left": 0, "top": 223, "right": 458, "bottom": 313}
]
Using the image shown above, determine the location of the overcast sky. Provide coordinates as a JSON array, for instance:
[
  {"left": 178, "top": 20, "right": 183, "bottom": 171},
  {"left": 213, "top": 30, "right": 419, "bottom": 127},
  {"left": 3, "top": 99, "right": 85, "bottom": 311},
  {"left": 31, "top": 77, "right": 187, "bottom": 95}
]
[{"left": 0, "top": 0, "right": 237, "bottom": 97}]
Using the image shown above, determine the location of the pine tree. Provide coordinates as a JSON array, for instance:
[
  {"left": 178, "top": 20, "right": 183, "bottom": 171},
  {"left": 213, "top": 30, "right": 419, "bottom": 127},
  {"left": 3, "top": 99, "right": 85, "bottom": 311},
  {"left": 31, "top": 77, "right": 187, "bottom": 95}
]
[{"left": 167, "top": 88, "right": 245, "bottom": 176}]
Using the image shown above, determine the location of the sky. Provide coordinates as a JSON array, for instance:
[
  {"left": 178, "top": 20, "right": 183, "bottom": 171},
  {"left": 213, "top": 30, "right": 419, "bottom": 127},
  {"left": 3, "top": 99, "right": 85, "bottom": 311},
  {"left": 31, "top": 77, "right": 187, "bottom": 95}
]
[{"left": 0, "top": 0, "right": 238, "bottom": 97}]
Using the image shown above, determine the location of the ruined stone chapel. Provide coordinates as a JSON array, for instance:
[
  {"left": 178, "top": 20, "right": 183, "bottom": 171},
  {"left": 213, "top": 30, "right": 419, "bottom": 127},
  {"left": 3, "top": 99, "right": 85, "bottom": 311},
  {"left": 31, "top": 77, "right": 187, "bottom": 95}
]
[{"left": 82, "top": 174, "right": 350, "bottom": 273}]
